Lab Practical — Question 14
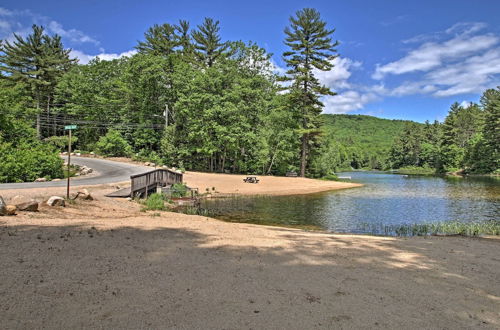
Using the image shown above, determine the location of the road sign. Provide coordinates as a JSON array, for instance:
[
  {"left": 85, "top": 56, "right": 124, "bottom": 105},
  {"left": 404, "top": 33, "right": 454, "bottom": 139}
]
[{"left": 64, "top": 125, "right": 77, "bottom": 130}]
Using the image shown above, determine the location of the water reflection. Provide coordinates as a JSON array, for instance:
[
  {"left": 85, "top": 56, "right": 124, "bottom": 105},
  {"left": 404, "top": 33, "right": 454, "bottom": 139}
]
[{"left": 201, "top": 172, "right": 500, "bottom": 234}]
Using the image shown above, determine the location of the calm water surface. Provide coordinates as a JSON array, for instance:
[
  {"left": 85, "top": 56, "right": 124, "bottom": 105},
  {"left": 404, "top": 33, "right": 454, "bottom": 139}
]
[{"left": 201, "top": 172, "right": 500, "bottom": 234}]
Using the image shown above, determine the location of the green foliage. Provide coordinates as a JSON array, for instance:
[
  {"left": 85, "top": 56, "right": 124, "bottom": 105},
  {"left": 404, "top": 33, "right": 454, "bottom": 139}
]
[
  {"left": 44, "top": 135, "right": 78, "bottom": 151},
  {"left": 142, "top": 193, "right": 167, "bottom": 211},
  {"left": 171, "top": 183, "right": 189, "bottom": 198},
  {"left": 282, "top": 8, "right": 338, "bottom": 176},
  {"left": 0, "top": 138, "right": 64, "bottom": 183},
  {"left": 96, "top": 129, "right": 132, "bottom": 157},
  {"left": 395, "top": 166, "right": 436, "bottom": 175}
]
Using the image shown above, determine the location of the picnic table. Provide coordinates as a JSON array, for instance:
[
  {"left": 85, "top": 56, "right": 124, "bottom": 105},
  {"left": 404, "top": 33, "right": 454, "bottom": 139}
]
[{"left": 243, "top": 176, "right": 259, "bottom": 184}]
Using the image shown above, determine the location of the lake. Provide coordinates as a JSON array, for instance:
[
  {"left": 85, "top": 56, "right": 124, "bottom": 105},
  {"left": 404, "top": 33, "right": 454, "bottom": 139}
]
[{"left": 199, "top": 172, "right": 500, "bottom": 235}]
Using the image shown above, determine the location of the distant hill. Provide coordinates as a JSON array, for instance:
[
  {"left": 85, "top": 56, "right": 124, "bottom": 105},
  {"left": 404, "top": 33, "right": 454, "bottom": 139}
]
[{"left": 320, "top": 114, "right": 422, "bottom": 168}]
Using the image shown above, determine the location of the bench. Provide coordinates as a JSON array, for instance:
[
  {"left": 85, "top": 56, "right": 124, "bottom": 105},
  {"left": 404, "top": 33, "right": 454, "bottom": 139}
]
[
  {"left": 286, "top": 171, "right": 298, "bottom": 177},
  {"left": 243, "top": 176, "right": 259, "bottom": 184}
]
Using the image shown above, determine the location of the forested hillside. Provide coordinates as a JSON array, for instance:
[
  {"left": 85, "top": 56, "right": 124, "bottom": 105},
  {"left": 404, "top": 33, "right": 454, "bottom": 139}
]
[{"left": 320, "top": 114, "right": 419, "bottom": 170}]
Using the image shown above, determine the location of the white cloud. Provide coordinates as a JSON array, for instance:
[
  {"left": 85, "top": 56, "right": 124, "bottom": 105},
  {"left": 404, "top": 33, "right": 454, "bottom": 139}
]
[
  {"left": 372, "top": 22, "right": 500, "bottom": 98},
  {"left": 314, "top": 57, "right": 362, "bottom": 89},
  {"left": 373, "top": 34, "right": 498, "bottom": 79},
  {"left": 47, "top": 21, "right": 98, "bottom": 45},
  {"left": 459, "top": 101, "right": 472, "bottom": 108},
  {"left": 71, "top": 49, "right": 137, "bottom": 64},
  {"left": 322, "top": 91, "right": 379, "bottom": 114},
  {"left": 0, "top": 7, "right": 98, "bottom": 47}
]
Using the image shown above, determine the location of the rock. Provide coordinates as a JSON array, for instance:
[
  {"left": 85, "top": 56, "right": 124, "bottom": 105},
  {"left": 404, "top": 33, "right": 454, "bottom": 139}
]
[
  {"left": 5, "top": 205, "right": 16, "bottom": 216},
  {"left": 9, "top": 195, "right": 30, "bottom": 205},
  {"left": 47, "top": 196, "right": 65, "bottom": 207},
  {"left": 16, "top": 201, "right": 39, "bottom": 212},
  {"left": 75, "top": 153, "right": 81, "bottom": 156},
  {"left": 62, "top": 152, "right": 68, "bottom": 155},
  {"left": 52, "top": 178, "right": 61, "bottom": 182},
  {"left": 144, "top": 162, "right": 151, "bottom": 166},
  {"left": 126, "top": 197, "right": 132, "bottom": 201},
  {"left": 76, "top": 189, "right": 93, "bottom": 201},
  {"left": 0, "top": 196, "right": 6, "bottom": 216},
  {"left": 34, "top": 177, "right": 47, "bottom": 182},
  {"left": 90, "top": 152, "right": 95, "bottom": 155},
  {"left": 74, "top": 173, "right": 80, "bottom": 177}
]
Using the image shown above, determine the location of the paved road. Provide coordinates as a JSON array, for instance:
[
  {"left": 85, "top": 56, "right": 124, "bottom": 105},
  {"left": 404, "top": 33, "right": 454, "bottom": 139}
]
[{"left": 0, "top": 157, "right": 150, "bottom": 190}]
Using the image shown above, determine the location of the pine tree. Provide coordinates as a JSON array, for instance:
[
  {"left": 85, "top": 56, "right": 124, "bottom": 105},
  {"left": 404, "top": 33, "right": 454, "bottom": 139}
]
[
  {"left": 481, "top": 87, "right": 500, "bottom": 171},
  {"left": 191, "top": 18, "right": 228, "bottom": 67},
  {"left": 282, "top": 8, "right": 339, "bottom": 176},
  {"left": 0, "top": 24, "right": 75, "bottom": 138},
  {"left": 136, "top": 23, "right": 179, "bottom": 55}
]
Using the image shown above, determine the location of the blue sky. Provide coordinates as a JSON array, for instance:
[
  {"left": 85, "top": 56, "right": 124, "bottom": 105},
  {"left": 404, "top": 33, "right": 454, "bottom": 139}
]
[{"left": 1, "top": 0, "right": 500, "bottom": 122}]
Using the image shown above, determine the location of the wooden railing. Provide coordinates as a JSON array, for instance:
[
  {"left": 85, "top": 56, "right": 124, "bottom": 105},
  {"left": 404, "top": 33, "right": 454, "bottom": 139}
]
[{"left": 130, "top": 169, "right": 183, "bottom": 198}]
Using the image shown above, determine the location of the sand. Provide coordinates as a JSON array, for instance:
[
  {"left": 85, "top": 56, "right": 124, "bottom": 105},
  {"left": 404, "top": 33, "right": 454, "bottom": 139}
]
[{"left": 0, "top": 172, "right": 499, "bottom": 329}]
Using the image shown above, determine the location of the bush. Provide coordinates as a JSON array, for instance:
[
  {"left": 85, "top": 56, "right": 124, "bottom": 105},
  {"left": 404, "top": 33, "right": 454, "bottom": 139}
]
[
  {"left": 322, "top": 173, "right": 339, "bottom": 181},
  {"left": 96, "top": 129, "right": 132, "bottom": 157},
  {"left": 0, "top": 139, "right": 64, "bottom": 183},
  {"left": 142, "top": 193, "right": 167, "bottom": 211},
  {"left": 171, "top": 183, "right": 188, "bottom": 198}
]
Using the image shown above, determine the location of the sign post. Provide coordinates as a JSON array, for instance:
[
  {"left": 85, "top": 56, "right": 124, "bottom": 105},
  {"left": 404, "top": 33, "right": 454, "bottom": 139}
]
[{"left": 64, "top": 125, "right": 77, "bottom": 199}]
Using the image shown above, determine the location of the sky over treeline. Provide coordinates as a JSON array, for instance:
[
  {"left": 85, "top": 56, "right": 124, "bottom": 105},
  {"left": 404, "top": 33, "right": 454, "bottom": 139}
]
[{"left": 1, "top": 0, "right": 499, "bottom": 122}]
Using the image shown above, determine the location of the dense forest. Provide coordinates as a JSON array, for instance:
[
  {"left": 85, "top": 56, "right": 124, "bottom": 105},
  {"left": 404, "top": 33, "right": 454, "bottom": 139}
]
[{"left": 0, "top": 9, "right": 498, "bottom": 183}]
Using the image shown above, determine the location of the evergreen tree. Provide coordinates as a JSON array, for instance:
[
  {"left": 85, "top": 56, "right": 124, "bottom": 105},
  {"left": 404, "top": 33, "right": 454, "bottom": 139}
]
[
  {"left": 282, "top": 8, "right": 339, "bottom": 176},
  {"left": 191, "top": 18, "right": 228, "bottom": 67},
  {"left": 481, "top": 87, "right": 500, "bottom": 169},
  {"left": 136, "top": 23, "right": 179, "bottom": 55},
  {"left": 0, "top": 24, "right": 75, "bottom": 138}
]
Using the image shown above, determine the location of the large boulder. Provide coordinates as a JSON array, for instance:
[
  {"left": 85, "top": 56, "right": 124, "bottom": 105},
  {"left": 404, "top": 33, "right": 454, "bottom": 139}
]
[
  {"left": 16, "top": 201, "right": 39, "bottom": 212},
  {"left": 34, "top": 177, "right": 47, "bottom": 182},
  {"left": 47, "top": 196, "right": 65, "bottom": 207},
  {"left": 5, "top": 205, "right": 16, "bottom": 216},
  {"left": 0, "top": 196, "right": 6, "bottom": 216},
  {"left": 9, "top": 196, "right": 39, "bottom": 212},
  {"left": 76, "top": 189, "right": 93, "bottom": 201},
  {"left": 9, "top": 195, "right": 30, "bottom": 205}
]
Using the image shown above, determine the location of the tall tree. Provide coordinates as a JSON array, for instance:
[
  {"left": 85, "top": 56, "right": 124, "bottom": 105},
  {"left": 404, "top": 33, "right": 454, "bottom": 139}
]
[
  {"left": 136, "top": 23, "right": 179, "bottom": 55},
  {"left": 282, "top": 8, "right": 339, "bottom": 176},
  {"left": 191, "top": 18, "right": 228, "bottom": 67},
  {"left": 0, "top": 24, "right": 75, "bottom": 138}
]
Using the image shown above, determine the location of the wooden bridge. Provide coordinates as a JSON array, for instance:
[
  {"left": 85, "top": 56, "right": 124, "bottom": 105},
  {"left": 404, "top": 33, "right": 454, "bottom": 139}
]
[
  {"left": 106, "top": 168, "right": 183, "bottom": 198},
  {"left": 131, "top": 168, "right": 183, "bottom": 198}
]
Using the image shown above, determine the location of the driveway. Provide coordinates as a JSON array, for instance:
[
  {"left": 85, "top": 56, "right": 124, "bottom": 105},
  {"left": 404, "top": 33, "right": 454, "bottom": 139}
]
[{"left": 0, "top": 157, "right": 150, "bottom": 189}]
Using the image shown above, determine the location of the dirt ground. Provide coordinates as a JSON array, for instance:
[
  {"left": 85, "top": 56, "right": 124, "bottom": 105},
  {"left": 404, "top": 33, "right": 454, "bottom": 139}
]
[{"left": 0, "top": 173, "right": 499, "bottom": 329}]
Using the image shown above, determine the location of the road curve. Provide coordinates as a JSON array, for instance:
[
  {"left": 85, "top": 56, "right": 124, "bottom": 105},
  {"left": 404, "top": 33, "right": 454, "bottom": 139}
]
[{"left": 0, "top": 157, "right": 150, "bottom": 190}]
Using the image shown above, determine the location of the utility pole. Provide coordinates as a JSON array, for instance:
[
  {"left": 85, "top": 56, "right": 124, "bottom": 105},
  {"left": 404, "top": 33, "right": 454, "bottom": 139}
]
[{"left": 64, "top": 125, "right": 77, "bottom": 199}]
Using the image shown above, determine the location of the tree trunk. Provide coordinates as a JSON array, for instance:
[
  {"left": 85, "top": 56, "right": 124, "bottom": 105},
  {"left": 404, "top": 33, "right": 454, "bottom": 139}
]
[
  {"left": 300, "top": 134, "right": 307, "bottom": 177},
  {"left": 36, "top": 99, "right": 41, "bottom": 139}
]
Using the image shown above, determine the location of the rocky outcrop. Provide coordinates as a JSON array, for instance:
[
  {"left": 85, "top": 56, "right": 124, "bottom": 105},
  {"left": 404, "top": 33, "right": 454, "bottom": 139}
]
[
  {"left": 16, "top": 201, "right": 39, "bottom": 212},
  {"left": 5, "top": 205, "right": 16, "bottom": 215},
  {"left": 74, "top": 189, "right": 93, "bottom": 201},
  {"left": 34, "top": 178, "right": 47, "bottom": 182},
  {"left": 47, "top": 196, "right": 65, "bottom": 207},
  {"left": 9, "top": 196, "right": 39, "bottom": 212}
]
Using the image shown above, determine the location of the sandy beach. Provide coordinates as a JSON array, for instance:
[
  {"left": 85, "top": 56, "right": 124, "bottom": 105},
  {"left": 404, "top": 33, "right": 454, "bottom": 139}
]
[{"left": 0, "top": 172, "right": 499, "bottom": 329}]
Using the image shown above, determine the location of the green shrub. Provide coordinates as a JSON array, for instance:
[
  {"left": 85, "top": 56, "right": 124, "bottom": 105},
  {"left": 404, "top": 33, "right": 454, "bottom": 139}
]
[
  {"left": 171, "top": 183, "right": 188, "bottom": 198},
  {"left": 96, "top": 129, "right": 132, "bottom": 157},
  {"left": 142, "top": 193, "right": 167, "bottom": 211},
  {"left": 0, "top": 139, "right": 64, "bottom": 183},
  {"left": 322, "top": 173, "right": 339, "bottom": 181}
]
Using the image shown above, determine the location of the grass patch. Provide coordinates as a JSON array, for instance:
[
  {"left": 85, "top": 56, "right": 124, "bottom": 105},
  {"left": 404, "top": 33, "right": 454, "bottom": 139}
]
[
  {"left": 362, "top": 221, "right": 500, "bottom": 237},
  {"left": 395, "top": 166, "right": 436, "bottom": 175}
]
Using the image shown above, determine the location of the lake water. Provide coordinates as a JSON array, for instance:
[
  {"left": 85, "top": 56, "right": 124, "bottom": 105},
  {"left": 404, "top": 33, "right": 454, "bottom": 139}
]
[{"left": 200, "top": 172, "right": 500, "bottom": 235}]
